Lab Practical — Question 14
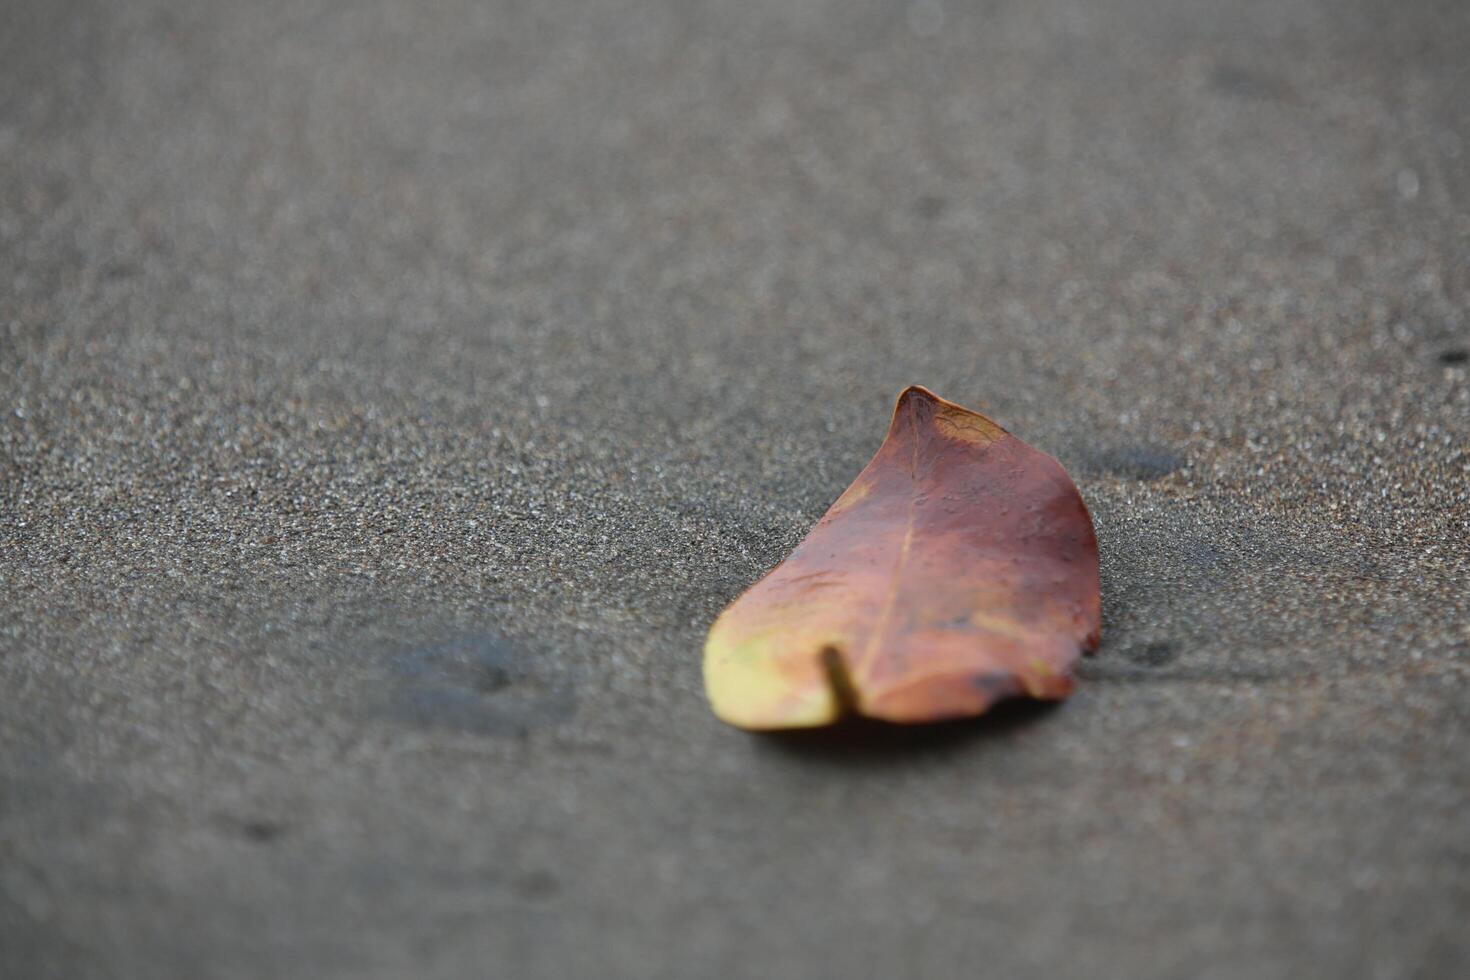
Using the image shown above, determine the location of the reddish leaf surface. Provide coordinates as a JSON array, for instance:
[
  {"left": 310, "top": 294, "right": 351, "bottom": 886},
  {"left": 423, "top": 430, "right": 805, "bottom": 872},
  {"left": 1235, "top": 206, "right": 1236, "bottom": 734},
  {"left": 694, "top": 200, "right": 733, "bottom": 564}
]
[{"left": 704, "top": 386, "right": 1101, "bottom": 730}]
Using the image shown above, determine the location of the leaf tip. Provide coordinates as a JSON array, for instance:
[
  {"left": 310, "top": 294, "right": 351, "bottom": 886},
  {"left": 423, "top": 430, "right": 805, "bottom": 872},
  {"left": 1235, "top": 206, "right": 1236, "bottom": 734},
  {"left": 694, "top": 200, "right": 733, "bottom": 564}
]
[{"left": 891, "top": 385, "right": 1008, "bottom": 445}]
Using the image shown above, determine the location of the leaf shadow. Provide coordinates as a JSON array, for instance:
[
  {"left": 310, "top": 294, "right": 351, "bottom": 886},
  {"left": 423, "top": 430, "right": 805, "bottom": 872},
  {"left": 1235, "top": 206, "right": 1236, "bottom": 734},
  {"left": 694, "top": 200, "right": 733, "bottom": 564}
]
[{"left": 753, "top": 698, "right": 1062, "bottom": 770}]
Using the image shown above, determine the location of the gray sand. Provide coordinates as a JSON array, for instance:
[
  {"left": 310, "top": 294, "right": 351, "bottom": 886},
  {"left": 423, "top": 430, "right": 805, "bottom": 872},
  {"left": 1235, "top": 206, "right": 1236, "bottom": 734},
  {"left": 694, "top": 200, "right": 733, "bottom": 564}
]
[{"left": 2, "top": 1, "right": 1467, "bottom": 977}]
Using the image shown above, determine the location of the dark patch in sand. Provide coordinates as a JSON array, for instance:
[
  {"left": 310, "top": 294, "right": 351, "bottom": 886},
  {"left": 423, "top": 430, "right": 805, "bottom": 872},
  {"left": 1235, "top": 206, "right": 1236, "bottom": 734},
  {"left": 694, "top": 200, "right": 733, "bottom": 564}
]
[{"left": 387, "top": 633, "right": 574, "bottom": 736}]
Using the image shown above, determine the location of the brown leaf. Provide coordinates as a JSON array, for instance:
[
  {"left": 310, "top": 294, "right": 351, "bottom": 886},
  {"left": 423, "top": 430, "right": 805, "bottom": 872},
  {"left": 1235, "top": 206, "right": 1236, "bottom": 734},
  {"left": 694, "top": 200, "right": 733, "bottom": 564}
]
[{"left": 704, "top": 386, "right": 1101, "bottom": 730}]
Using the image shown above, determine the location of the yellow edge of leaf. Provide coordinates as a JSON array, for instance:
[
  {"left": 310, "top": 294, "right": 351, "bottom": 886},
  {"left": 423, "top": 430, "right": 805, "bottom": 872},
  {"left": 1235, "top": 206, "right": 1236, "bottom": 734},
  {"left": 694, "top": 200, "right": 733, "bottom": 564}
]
[{"left": 703, "top": 626, "right": 840, "bottom": 730}]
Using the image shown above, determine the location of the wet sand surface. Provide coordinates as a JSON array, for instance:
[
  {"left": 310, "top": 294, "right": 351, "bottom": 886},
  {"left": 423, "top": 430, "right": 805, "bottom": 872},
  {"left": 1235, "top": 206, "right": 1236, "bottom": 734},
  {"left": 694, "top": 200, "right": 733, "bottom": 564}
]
[{"left": 3, "top": 1, "right": 1467, "bottom": 977}]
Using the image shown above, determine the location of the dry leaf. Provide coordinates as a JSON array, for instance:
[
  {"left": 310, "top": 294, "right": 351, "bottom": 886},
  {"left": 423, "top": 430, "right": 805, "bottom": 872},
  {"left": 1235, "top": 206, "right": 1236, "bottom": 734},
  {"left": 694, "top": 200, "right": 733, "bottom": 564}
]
[{"left": 704, "top": 386, "right": 1101, "bottom": 730}]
